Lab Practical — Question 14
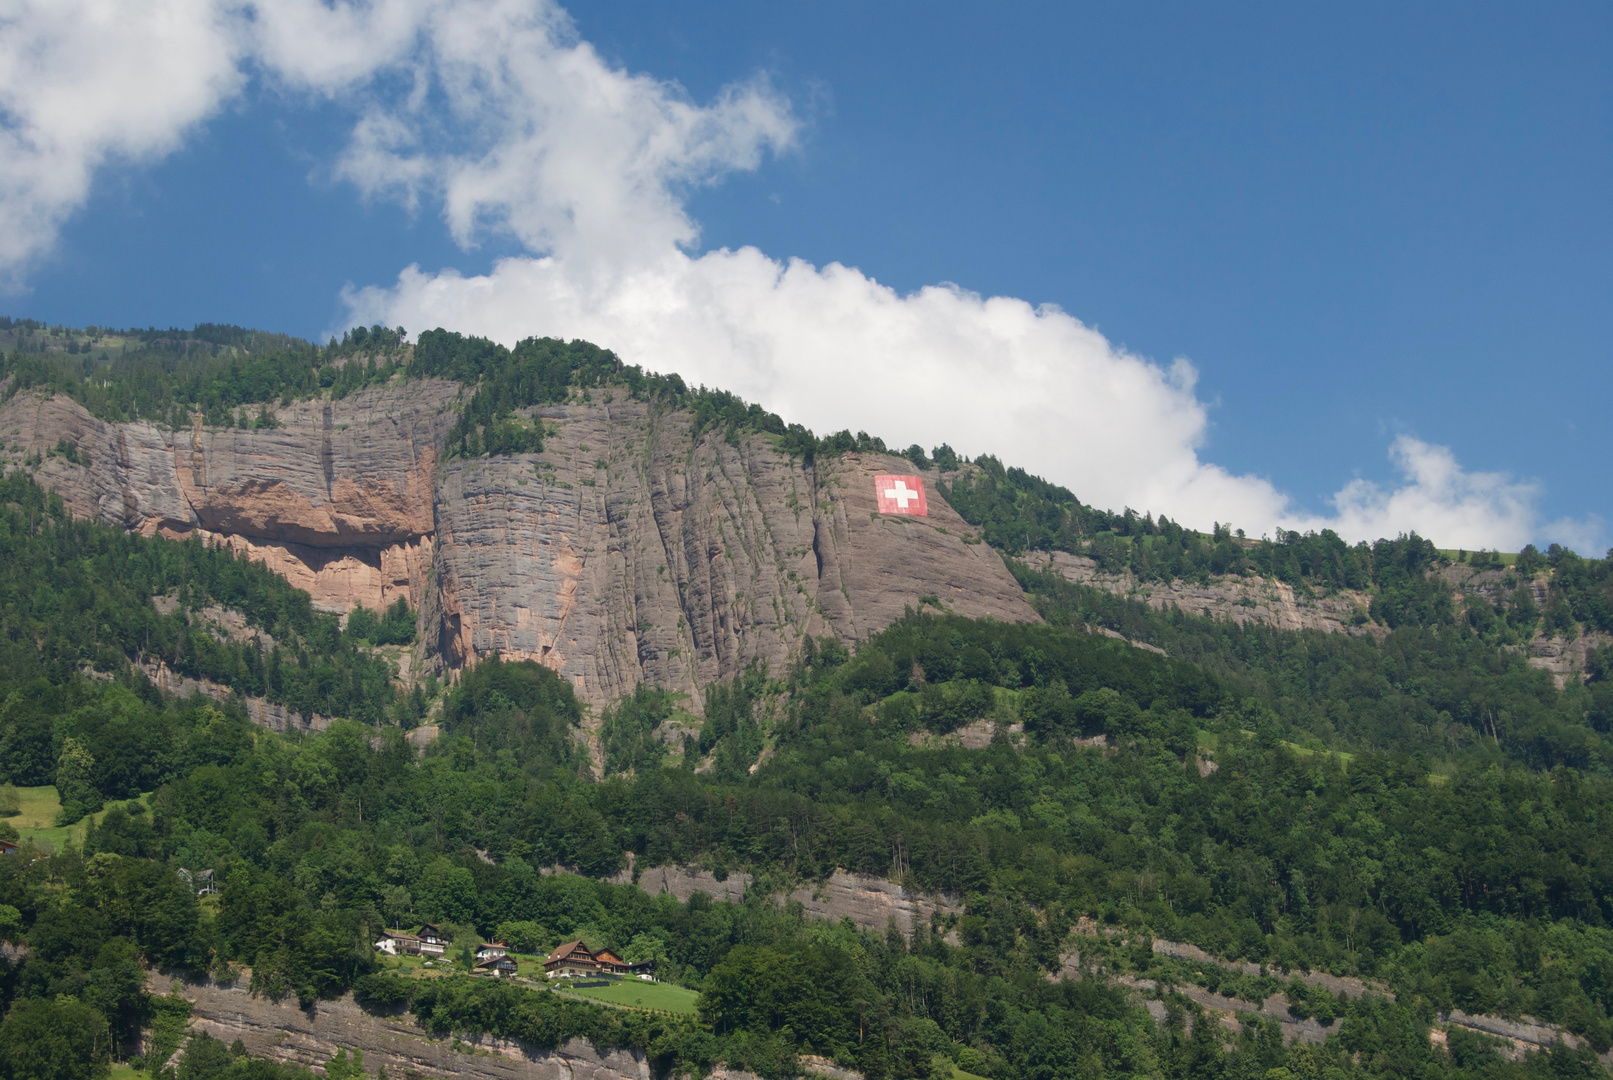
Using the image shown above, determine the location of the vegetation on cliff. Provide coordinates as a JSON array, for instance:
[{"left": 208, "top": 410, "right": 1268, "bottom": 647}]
[
  {"left": 3, "top": 561, "right": 1613, "bottom": 1078},
  {"left": 0, "top": 471, "right": 413, "bottom": 796},
  {"left": 4, "top": 320, "right": 1613, "bottom": 1080}
]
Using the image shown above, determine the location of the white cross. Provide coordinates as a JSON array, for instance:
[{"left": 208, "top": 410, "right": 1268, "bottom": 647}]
[{"left": 883, "top": 479, "right": 920, "bottom": 508}]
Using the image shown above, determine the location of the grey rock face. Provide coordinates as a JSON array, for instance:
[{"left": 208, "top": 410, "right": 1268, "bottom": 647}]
[
  {"left": 148, "top": 973, "right": 663, "bottom": 1080},
  {"left": 0, "top": 381, "right": 458, "bottom": 613},
  {"left": 611, "top": 859, "right": 961, "bottom": 940},
  {"left": 781, "top": 871, "right": 963, "bottom": 939},
  {"left": 1025, "top": 550, "right": 1378, "bottom": 638},
  {"left": 4, "top": 386, "right": 1035, "bottom": 708},
  {"left": 425, "top": 400, "right": 1037, "bottom": 706}
]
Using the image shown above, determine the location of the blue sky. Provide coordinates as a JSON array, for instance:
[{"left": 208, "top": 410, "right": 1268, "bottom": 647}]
[{"left": 4, "top": 0, "right": 1608, "bottom": 550}]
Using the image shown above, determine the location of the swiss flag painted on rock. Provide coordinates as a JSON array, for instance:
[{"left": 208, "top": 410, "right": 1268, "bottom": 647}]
[{"left": 874, "top": 475, "right": 928, "bottom": 516}]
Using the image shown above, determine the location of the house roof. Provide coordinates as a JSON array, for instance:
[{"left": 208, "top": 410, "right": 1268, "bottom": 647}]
[
  {"left": 546, "top": 940, "right": 590, "bottom": 963},
  {"left": 381, "top": 931, "right": 421, "bottom": 941},
  {"left": 594, "top": 949, "right": 626, "bottom": 965},
  {"left": 475, "top": 955, "right": 516, "bottom": 969}
]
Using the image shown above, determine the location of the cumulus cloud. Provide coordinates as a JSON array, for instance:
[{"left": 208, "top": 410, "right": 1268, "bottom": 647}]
[
  {"left": 345, "top": 250, "right": 1595, "bottom": 552},
  {"left": 0, "top": 0, "right": 793, "bottom": 278},
  {"left": 1294, "top": 437, "right": 1552, "bottom": 552},
  {"left": 0, "top": 0, "right": 1597, "bottom": 552},
  {"left": 0, "top": 0, "right": 244, "bottom": 280}
]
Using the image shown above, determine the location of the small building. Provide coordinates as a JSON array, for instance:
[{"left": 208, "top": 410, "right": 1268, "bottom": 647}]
[
  {"left": 418, "top": 924, "right": 448, "bottom": 956},
  {"left": 544, "top": 940, "right": 604, "bottom": 979},
  {"left": 0, "top": 839, "right": 16, "bottom": 856},
  {"left": 375, "top": 931, "right": 422, "bottom": 956},
  {"left": 476, "top": 941, "right": 509, "bottom": 961},
  {"left": 593, "top": 948, "right": 629, "bottom": 973},
  {"left": 542, "top": 940, "right": 654, "bottom": 980},
  {"left": 475, "top": 954, "right": 519, "bottom": 979},
  {"left": 177, "top": 867, "right": 217, "bottom": 896}
]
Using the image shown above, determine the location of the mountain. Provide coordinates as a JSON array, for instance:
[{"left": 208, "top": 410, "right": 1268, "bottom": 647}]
[
  {"left": 0, "top": 329, "right": 1033, "bottom": 715},
  {"left": 1, "top": 320, "right": 1612, "bottom": 1080}
]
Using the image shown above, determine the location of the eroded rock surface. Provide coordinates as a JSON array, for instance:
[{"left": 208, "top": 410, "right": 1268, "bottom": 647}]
[
  {"left": 425, "top": 402, "right": 1036, "bottom": 706},
  {"left": 612, "top": 861, "right": 961, "bottom": 939},
  {"left": 6, "top": 388, "right": 1034, "bottom": 709},
  {"left": 781, "top": 871, "right": 963, "bottom": 938},
  {"left": 1, "top": 382, "right": 457, "bottom": 614},
  {"left": 149, "top": 973, "right": 659, "bottom": 1080},
  {"left": 1026, "top": 551, "right": 1378, "bottom": 638}
]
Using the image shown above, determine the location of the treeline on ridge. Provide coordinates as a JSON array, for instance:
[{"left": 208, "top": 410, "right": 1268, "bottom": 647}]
[{"left": 0, "top": 471, "right": 422, "bottom": 819}]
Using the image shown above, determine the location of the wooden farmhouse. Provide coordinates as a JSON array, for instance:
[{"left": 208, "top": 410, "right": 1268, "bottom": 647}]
[
  {"left": 542, "top": 940, "right": 654, "bottom": 980},
  {"left": 475, "top": 954, "right": 519, "bottom": 978}
]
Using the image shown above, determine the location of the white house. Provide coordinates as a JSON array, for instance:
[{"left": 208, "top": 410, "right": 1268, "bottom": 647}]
[{"left": 374, "top": 931, "right": 422, "bottom": 956}]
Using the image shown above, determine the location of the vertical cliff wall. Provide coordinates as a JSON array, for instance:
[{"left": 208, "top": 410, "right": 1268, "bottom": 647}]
[
  {"left": 3, "top": 383, "right": 1036, "bottom": 709},
  {"left": 148, "top": 973, "right": 657, "bottom": 1080},
  {"left": 0, "top": 381, "right": 459, "bottom": 614},
  {"left": 426, "top": 399, "right": 1037, "bottom": 707}
]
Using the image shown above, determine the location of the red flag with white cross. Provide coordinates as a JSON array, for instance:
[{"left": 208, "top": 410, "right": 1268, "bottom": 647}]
[{"left": 874, "top": 474, "right": 928, "bottom": 516}]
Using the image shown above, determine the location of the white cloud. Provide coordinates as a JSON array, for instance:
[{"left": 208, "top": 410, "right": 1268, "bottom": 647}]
[
  {"left": 1293, "top": 436, "right": 1548, "bottom": 551},
  {"left": 0, "top": 0, "right": 1598, "bottom": 553},
  {"left": 0, "top": 0, "right": 793, "bottom": 278},
  {"left": 346, "top": 249, "right": 1598, "bottom": 552},
  {"left": 0, "top": 0, "right": 244, "bottom": 282}
]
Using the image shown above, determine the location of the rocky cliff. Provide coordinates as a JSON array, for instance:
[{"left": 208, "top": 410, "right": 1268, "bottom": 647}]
[
  {"left": 1024, "top": 550, "right": 1378, "bottom": 637},
  {"left": 0, "top": 381, "right": 456, "bottom": 615},
  {"left": 426, "top": 399, "right": 1036, "bottom": 708},
  {"left": 2, "top": 382, "right": 1036, "bottom": 709},
  {"left": 148, "top": 972, "right": 658, "bottom": 1080},
  {"left": 615, "top": 861, "right": 963, "bottom": 940}
]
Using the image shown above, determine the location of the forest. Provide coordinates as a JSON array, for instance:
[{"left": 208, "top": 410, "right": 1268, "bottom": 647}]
[
  {"left": 0, "top": 475, "right": 1609, "bottom": 1078},
  {"left": 2, "top": 324, "right": 1613, "bottom": 1080}
]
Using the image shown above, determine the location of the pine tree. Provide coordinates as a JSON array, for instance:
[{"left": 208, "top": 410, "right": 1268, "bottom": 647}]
[{"left": 53, "top": 737, "right": 102, "bottom": 825}]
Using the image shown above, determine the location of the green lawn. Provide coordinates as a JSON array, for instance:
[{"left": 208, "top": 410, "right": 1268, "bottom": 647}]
[
  {"left": 558, "top": 979, "right": 700, "bottom": 1015},
  {"left": 8, "top": 786, "right": 154, "bottom": 850},
  {"left": 1438, "top": 548, "right": 1518, "bottom": 566}
]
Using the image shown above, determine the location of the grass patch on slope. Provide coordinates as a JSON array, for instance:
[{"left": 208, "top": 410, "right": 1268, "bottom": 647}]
[
  {"left": 9, "top": 786, "right": 153, "bottom": 850},
  {"left": 558, "top": 979, "right": 700, "bottom": 1015}
]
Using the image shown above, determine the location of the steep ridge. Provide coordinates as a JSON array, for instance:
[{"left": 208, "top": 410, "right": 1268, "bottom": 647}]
[
  {"left": 1023, "top": 550, "right": 1378, "bottom": 637},
  {"left": 2, "top": 382, "right": 1035, "bottom": 708},
  {"left": 148, "top": 973, "right": 662, "bottom": 1080},
  {"left": 427, "top": 399, "right": 1036, "bottom": 707},
  {"left": 0, "top": 380, "right": 457, "bottom": 614}
]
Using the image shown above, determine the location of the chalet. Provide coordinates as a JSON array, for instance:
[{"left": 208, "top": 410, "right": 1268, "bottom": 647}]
[
  {"left": 544, "top": 940, "right": 599, "bottom": 979},
  {"left": 475, "top": 941, "right": 509, "bottom": 961},
  {"left": 593, "top": 948, "right": 628, "bottom": 971},
  {"left": 542, "top": 940, "right": 654, "bottom": 980},
  {"left": 418, "top": 924, "right": 448, "bottom": 956},
  {"left": 374, "top": 931, "right": 422, "bottom": 956},
  {"left": 475, "top": 954, "right": 519, "bottom": 979},
  {"left": 0, "top": 839, "right": 16, "bottom": 856},
  {"left": 177, "top": 868, "right": 217, "bottom": 897}
]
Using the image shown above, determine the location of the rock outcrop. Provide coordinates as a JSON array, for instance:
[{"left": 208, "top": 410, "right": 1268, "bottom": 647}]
[
  {"left": 1025, "top": 551, "right": 1378, "bottom": 637},
  {"left": 5, "top": 385, "right": 1035, "bottom": 709},
  {"left": 0, "top": 382, "right": 457, "bottom": 614},
  {"left": 149, "top": 973, "right": 657, "bottom": 1080},
  {"left": 409, "top": 397, "right": 1036, "bottom": 707},
  {"left": 614, "top": 861, "right": 963, "bottom": 939}
]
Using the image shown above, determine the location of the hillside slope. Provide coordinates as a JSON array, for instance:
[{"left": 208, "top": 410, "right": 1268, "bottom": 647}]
[{"left": 0, "top": 376, "right": 1033, "bottom": 709}]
